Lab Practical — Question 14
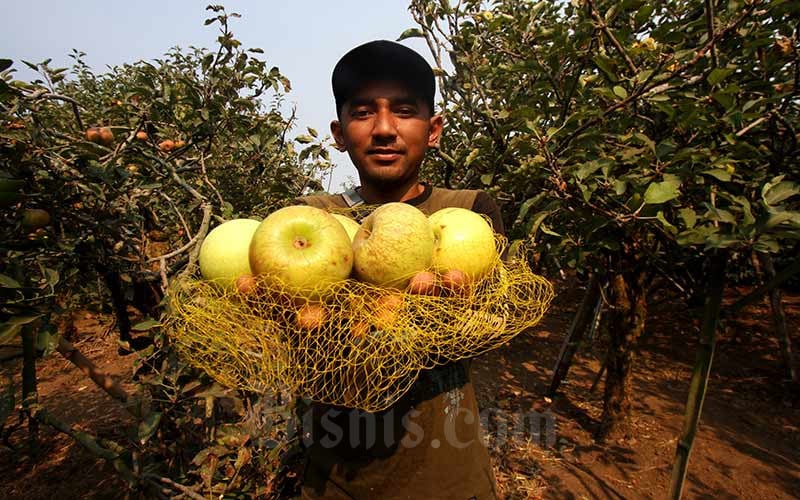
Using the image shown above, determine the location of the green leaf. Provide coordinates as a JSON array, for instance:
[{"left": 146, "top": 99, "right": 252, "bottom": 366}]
[
  {"left": 36, "top": 328, "right": 59, "bottom": 357},
  {"left": 634, "top": 4, "right": 655, "bottom": 26},
  {"left": 516, "top": 193, "right": 545, "bottom": 223},
  {"left": 0, "top": 315, "right": 41, "bottom": 344},
  {"left": 656, "top": 211, "right": 677, "bottom": 235},
  {"left": 527, "top": 210, "right": 551, "bottom": 238},
  {"left": 712, "top": 91, "right": 734, "bottom": 109},
  {"left": 764, "top": 210, "right": 800, "bottom": 228},
  {"left": 480, "top": 174, "right": 493, "bottom": 186},
  {"left": 137, "top": 412, "right": 162, "bottom": 445},
  {"left": 307, "top": 127, "right": 318, "bottom": 138},
  {"left": 703, "top": 169, "right": 732, "bottom": 182},
  {"left": 397, "top": 28, "right": 424, "bottom": 41},
  {"left": 295, "top": 134, "right": 314, "bottom": 144},
  {"left": 706, "top": 207, "right": 736, "bottom": 224},
  {"left": 644, "top": 179, "right": 681, "bottom": 204},
  {"left": 540, "top": 223, "right": 561, "bottom": 237},
  {"left": 635, "top": 68, "right": 654, "bottom": 84},
  {"left": 0, "top": 59, "right": 12, "bottom": 72},
  {"left": 614, "top": 179, "right": 627, "bottom": 195},
  {"left": 763, "top": 181, "right": 799, "bottom": 206},
  {"left": 679, "top": 208, "right": 697, "bottom": 229},
  {"left": 613, "top": 85, "right": 628, "bottom": 99},
  {"left": 633, "top": 132, "right": 655, "bottom": 155},
  {"left": 0, "top": 274, "right": 21, "bottom": 288},
  {"left": 707, "top": 68, "right": 734, "bottom": 86},
  {"left": 592, "top": 55, "right": 618, "bottom": 82},
  {"left": 464, "top": 148, "right": 480, "bottom": 167},
  {"left": 754, "top": 238, "right": 780, "bottom": 253},
  {"left": 575, "top": 161, "right": 601, "bottom": 181},
  {"left": 132, "top": 319, "right": 160, "bottom": 332}
]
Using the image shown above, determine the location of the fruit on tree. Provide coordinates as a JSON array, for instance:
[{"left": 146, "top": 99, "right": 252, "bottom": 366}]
[
  {"left": 428, "top": 207, "right": 497, "bottom": 282},
  {"left": 135, "top": 131, "right": 149, "bottom": 141},
  {"left": 158, "top": 139, "right": 176, "bottom": 152},
  {"left": 352, "top": 203, "right": 434, "bottom": 288},
  {"left": 21, "top": 208, "right": 51, "bottom": 230},
  {"left": 199, "top": 218, "right": 261, "bottom": 289},
  {"left": 331, "top": 213, "right": 360, "bottom": 242},
  {"left": 174, "top": 139, "right": 186, "bottom": 149},
  {"left": 86, "top": 126, "right": 114, "bottom": 146},
  {"left": 249, "top": 205, "right": 353, "bottom": 298}
]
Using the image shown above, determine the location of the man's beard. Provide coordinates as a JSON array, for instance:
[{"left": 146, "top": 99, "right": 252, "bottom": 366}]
[{"left": 357, "top": 165, "right": 419, "bottom": 190}]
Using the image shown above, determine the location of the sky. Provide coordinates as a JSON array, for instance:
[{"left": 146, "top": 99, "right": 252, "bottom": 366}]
[{"left": 1, "top": 1, "right": 438, "bottom": 191}]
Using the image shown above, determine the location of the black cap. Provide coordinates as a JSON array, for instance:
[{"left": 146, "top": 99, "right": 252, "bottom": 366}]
[{"left": 332, "top": 40, "right": 435, "bottom": 116}]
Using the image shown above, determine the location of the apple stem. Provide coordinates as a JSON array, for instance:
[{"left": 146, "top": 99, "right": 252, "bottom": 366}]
[{"left": 293, "top": 237, "right": 309, "bottom": 249}]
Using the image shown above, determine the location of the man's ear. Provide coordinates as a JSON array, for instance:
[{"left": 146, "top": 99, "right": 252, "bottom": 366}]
[
  {"left": 427, "top": 114, "right": 444, "bottom": 148},
  {"left": 330, "top": 120, "right": 346, "bottom": 152}
]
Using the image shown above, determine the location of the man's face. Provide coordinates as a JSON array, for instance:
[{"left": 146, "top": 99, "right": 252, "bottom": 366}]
[{"left": 331, "top": 81, "right": 442, "bottom": 189}]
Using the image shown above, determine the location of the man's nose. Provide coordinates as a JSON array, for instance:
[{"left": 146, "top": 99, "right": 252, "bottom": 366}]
[{"left": 372, "top": 107, "right": 397, "bottom": 138}]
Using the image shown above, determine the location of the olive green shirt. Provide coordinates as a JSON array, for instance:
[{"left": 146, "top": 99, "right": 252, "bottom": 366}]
[{"left": 296, "top": 184, "right": 503, "bottom": 500}]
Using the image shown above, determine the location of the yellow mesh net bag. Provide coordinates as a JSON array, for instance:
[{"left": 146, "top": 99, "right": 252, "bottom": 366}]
[{"left": 165, "top": 210, "right": 554, "bottom": 412}]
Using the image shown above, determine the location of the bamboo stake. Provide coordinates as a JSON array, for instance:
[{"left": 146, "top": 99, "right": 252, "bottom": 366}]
[
  {"left": 726, "top": 257, "right": 800, "bottom": 317},
  {"left": 548, "top": 273, "right": 602, "bottom": 396},
  {"left": 28, "top": 405, "right": 136, "bottom": 485},
  {"left": 56, "top": 337, "right": 140, "bottom": 418},
  {"left": 760, "top": 254, "right": 799, "bottom": 384},
  {"left": 21, "top": 324, "right": 39, "bottom": 453},
  {"left": 668, "top": 252, "right": 727, "bottom": 499}
]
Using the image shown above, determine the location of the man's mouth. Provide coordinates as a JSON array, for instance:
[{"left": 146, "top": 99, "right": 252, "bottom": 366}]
[{"left": 368, "top": 148, "right": 403, "bottom": 162}]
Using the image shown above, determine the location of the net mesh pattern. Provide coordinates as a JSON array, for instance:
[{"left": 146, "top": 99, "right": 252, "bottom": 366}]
[{"left": 165, "top": 216, "right": 554, "bottom": 412}]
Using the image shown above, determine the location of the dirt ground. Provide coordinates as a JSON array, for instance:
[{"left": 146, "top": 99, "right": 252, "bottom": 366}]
[{"left": 1, "top": 280, "right": 798, "bottom": 499}]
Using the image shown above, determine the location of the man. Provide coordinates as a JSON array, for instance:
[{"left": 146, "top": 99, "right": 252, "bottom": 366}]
[{"left": 296, "top": 40, "right": 502, "bottom": 500}]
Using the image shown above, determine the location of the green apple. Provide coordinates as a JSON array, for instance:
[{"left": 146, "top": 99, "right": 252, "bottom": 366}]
[
  {"left": 249, "top": 205, "right": 353, "bottom": 298},
  {"left": 331, "top": 213, "right": 360, "bottom": 242},
  {"left": 428, "top": 207, "right": 497, "bottom": 282},
  {"left": 199, "top": 218, "right": 261, "bottom": 289},
  {"left": 352, "top": 202, "right": 434, "bottom": 288}
]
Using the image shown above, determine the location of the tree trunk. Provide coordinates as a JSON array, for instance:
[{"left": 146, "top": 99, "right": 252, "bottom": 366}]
[
  {"left": 759, "top": 254, "right": 799, "bottom": 384},
  {"left": 548, "top": 273, "right": 602, "bottom": 396},
  {"left": 598, "top": 266, "right": 647, "bottom": 441}
]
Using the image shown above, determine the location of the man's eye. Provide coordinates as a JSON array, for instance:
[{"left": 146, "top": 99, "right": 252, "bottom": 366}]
[
  {"left": 351, "top": 109, "right": 372, "bottom": 118},
  {"left": 395, "top": 107, "right": 416, "bottom": 116}
]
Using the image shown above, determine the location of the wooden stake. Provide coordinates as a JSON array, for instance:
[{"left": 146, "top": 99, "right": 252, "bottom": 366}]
[
  {"left": 760, "top": 254, "right": 799, "bottom": 384},
  {"left": 21, "top": 324, "right": 39, "bottom": 453},
  {"left": 548, "top": 273, "right": 601, "bottom": 396},
  {"left": 668, "top": 252, "right": 727, "bottom": 499}
]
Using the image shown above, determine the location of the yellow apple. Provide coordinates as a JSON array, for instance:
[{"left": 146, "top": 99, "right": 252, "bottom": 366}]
[
  {"left": 331, "top": 213, "right": 360, "bottom": 242},
  {"left": 199, "top": 218, "right": 261, "bottom": 290},
  {"left": 249, "top": 205, "right": 353, "bottom": 298},
  {"left": 352, "top": 202, "right": 434, "bottom": 288},
  {"left": 428, "top": 207, "right": 497, "bottom": 282}
]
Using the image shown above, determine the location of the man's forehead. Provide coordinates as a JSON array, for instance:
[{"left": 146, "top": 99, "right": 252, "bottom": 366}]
[{"left": 346, "top": 80, "right": 423, "bottom": 104}]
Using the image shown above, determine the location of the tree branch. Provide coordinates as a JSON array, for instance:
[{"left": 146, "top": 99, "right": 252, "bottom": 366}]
[{"left": 588, "top": 0, "right": 638, "bottom": 74}]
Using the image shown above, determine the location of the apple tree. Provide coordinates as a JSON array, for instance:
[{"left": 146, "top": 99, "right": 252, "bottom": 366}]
[
  {"left": 1, "top": 5, "right": 328, "bottom": 496},
  {"left": 408, "top": 0, "right": 799, "bottom": 444}
]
